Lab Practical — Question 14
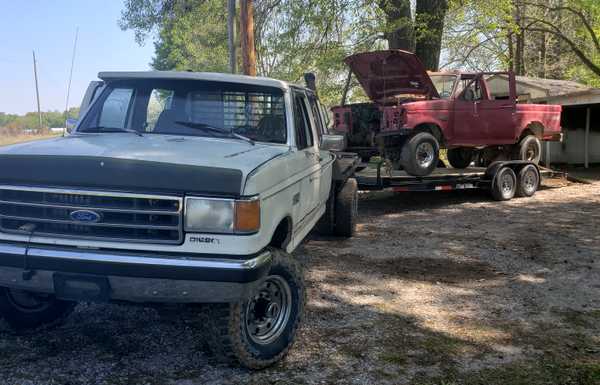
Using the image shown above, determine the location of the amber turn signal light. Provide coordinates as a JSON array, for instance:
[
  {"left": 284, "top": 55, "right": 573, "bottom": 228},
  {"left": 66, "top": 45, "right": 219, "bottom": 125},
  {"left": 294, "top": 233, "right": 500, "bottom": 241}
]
[{"left": 234, "top": 199, "right": 260, "bottom": 233}]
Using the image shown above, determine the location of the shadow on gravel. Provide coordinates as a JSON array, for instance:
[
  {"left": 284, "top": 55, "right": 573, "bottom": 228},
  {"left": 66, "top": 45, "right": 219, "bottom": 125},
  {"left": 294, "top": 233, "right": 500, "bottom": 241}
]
[{"left": 0, "top": 183, "right": 598, "bottom": 385}]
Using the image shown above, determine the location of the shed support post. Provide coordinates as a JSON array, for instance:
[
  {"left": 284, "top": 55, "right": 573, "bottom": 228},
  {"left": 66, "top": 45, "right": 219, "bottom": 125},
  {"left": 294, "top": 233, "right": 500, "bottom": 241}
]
[
  {"left": 545, "top": 141, "right": 550, "bottom": 168},
  {"left": 585, "top": 107, "right": 590, "bottom": 169}
]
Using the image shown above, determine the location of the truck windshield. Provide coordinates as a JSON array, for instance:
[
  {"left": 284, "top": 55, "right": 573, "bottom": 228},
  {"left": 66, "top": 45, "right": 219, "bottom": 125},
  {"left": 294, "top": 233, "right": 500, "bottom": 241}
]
[
  {"left": 430, "top": 75, "right": 457, "bottom": 99},
  {"left": 78, "top": 79, "right": 287, "bottom": 144}
]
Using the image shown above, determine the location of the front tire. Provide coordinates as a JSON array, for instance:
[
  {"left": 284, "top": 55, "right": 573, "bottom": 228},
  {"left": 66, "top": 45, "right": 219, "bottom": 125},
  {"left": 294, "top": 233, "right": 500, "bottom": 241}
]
[
  {"left": 400, "top": 132, "right": 440, "bottom": 176},
  {"left": 447, "top": 148, "right": 474, "bottom": 169},
  {"left": 0, "top": 288, "right": 75, "bottom": 333},
  {"left": 202, "top": 248, "right": 305, "bottom": 369}
]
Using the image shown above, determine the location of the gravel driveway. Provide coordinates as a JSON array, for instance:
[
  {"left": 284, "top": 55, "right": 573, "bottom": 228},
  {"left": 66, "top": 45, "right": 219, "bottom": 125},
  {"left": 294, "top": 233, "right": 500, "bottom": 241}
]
[{"left": 1, "top": 177, "right": 599, "bottom": 385}]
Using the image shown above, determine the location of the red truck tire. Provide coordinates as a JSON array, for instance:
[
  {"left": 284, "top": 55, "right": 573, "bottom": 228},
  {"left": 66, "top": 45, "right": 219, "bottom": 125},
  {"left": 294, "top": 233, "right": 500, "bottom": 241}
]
[
  {"left": 400, "top": 132, "right": 440, "bottom": 176},
  {"left": 514, "top": 135, "right": 542, "bottom": 164}
]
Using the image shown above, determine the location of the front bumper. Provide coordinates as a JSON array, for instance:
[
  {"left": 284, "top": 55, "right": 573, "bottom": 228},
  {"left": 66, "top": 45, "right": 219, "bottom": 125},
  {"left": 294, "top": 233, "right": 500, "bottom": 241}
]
[{"left": 0, "top": 242, "right": 272, "bottom": 303}]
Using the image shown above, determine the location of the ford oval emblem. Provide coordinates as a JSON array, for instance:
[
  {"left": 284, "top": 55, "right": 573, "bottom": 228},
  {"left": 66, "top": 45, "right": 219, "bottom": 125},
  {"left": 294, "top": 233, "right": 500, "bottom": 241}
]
[{"left": 70, "top": 210, "right": 102, "bottom": 223}]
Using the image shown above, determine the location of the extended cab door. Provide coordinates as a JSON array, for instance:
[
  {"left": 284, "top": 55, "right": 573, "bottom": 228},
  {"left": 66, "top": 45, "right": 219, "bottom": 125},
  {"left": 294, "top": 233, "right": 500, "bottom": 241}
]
[
  {"left": 291, "top": 90, "right": 322, "bottom": 220},
  {"left": 477, "top": 73, "right": 517, "bottom": 143},
  {"left": 452, "top": 75, "right": 487, "bottom": 145},
  {"left": 307, "top": 92, "right": 334, "bottom": 205}
]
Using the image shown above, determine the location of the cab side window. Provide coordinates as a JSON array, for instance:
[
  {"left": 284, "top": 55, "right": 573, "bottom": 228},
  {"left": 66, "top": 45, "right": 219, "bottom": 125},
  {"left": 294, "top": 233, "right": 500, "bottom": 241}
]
[
  {"left": 293, "top": 92, "right": 314, "bottom": 150},
  {"left": 307, "top": 94, "right": 326, "bottom": 139},
  {"left": 459, "top": 78, "right": 483, "bottom": 101}
]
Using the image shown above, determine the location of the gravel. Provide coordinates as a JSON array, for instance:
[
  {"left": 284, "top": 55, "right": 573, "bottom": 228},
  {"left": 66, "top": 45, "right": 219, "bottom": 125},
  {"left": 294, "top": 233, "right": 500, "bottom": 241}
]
[{"left": 1, "top": 176, "right": 598, "bottom": 385}]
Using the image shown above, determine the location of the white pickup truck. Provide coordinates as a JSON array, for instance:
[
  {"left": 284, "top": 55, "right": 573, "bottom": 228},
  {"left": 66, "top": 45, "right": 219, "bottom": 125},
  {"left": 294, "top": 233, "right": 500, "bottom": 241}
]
[{"left": 0, "top": 71, "right": 358, "bottom": 368}]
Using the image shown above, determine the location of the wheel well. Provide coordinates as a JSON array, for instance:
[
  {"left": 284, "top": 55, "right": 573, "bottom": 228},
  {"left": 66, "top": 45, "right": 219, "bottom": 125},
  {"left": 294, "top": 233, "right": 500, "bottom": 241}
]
[
  {"left": 269, "top": 217, "right": 292, "bottom": 249},
  {"left": 414, "top": 123, "right": 444, "bottom": 144},
  {"left": 521, "top": 122, "right": 544, "bottom": 140}
]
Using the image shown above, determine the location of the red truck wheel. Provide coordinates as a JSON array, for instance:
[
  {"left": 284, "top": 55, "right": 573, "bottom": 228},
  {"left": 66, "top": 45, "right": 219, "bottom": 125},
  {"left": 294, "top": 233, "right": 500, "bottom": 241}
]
[
  {"left": 514, "top": 135, "right": 541, "bottom": 164},
  {"left": 400, "top": 132, "right": 440, "bottom": 176}
]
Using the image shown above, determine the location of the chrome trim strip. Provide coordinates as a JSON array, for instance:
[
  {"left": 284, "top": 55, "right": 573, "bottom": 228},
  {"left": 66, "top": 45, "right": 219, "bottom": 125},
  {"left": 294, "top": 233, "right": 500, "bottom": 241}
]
[
  {"left": 0, "top": 242, "right": 272, "bottom": 270},
  {"left": 0, "top": 214, "right": 180, "bottom": 230},
  {"left": 0, "top": 200, "right": 180, "bottom": 215}
]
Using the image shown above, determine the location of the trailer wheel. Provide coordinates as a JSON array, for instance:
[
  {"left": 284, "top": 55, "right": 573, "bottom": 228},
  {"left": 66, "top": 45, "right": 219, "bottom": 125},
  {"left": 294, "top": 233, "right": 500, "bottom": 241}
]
[
  {"left": 516, "top": 164, "right": 540, "bottom": 197},
  {"left": 200, "top": 248, "right": 305, "bottom": 369},
  {"left": 400, "top": 132, "right": 439, "bottom": 176},
  {"left": 491, "top": 167, "right": 517, "bottom": 201},
  {"left": 0, "top": 288, "right": 76, "bottom": 333},
  {"left": 514, "top": 135, "right": 541, "bottom": 164},
  {"left": 334, "top": 178, "right": 358, "bottom": 237},
  {"left": 447, "top": 148, "right": 474, "bottom": 169}
]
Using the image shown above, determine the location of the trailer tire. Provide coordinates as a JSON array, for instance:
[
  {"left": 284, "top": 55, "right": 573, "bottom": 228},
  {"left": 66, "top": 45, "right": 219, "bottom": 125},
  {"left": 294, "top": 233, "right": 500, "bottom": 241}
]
[
  {"left": 200, "top": 248, "right": 305, "bottom": 369},
  {"left": 334, "top": 178, "right": 358, "bottom": 237},
  {"left": 447, "top": 148, "right": 474, "bottom": 169},
  {"left": 516, "top": 164, "right": 540, "bottom": 197},
  {"left": 400, "top": 132, "right": 439, "bottom": 176},
  {"left": 491, "top": 167, "right": 517, "bottom": 201},
  {"left": 0, "top": 288, "right": 76, "bottom": 333},
  {"left": 514, "top": 135, "right": 541, "bottom": 164}
]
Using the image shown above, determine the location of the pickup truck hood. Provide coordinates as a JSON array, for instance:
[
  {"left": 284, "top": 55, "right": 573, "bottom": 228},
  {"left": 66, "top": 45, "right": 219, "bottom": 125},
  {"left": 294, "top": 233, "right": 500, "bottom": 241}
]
[
  {"left": 345, "top": 50, "right": 439, "bottom": 104},
  {"left": 0, "top": 134, "right": 290, "bottom": 196}
]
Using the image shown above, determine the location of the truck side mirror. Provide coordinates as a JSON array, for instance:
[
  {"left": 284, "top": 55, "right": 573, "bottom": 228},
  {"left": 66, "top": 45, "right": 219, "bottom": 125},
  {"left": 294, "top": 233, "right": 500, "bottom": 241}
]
[
  {"left": 320, "top": 134, "right": 346, "bottom": 152},
  {"left": 65, "top": 118, "right": 78, "bottom": 134}
]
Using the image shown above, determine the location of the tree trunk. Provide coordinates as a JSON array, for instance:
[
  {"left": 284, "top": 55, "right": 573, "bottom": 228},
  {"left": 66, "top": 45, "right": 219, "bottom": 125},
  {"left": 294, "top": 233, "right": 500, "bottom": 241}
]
[
  {"left": 379, "top": 0, "right": 414, "bottom": 51},
  {"left": 240, "top": 0, "right": 257, "bottom": 76},
  {"left": 414, "top": 0, "right": 448, "bottom": 71}
]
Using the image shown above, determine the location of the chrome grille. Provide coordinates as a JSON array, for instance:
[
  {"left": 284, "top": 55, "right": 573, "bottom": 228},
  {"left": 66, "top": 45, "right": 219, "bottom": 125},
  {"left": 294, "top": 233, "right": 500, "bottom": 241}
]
[{"left": 0, "top": 186, "right": 183, "bottom": 244}]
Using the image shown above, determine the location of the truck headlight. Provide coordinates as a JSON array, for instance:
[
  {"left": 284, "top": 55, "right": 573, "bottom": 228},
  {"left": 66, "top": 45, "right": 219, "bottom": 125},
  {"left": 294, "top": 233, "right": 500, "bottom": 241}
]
[{"left": 184, "top": 197, "right": 260, "bottom": 234}]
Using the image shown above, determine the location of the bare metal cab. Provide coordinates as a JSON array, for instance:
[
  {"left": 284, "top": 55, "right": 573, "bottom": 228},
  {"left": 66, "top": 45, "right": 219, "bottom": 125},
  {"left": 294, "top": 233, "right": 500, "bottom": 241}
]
[{"left": 0, "top": 71, "right": 358, "bottom": 368}]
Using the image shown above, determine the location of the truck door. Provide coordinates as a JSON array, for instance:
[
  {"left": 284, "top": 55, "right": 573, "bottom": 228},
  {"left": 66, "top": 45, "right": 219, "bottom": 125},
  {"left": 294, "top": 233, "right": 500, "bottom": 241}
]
[
  {"left": 292, "top": 90, "right": 322, "bottom": 221},
  {"left": 307, "top": 93, "right": 333, "bottom": 205},
  {"left": 477, "top": 74, "right": 517, "bottom": 144},
  {"left": 452, "top": 75, "right": 486, "bottom": 145}
]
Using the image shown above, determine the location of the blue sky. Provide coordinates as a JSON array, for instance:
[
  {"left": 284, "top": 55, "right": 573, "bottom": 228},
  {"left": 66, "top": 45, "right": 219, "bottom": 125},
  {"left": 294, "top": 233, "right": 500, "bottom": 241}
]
[{"left": 0, "top": 1, "right": 155, "bottom": 114}]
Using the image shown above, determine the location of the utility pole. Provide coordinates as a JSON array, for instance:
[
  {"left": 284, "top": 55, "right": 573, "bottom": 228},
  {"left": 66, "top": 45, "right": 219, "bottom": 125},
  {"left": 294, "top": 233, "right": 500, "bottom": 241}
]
[
  {"left": 239, "top": 0, "right": 256, "bottom": 76},
  {"left": 65, "top": 27, "right": 79, "bottom": 125},
  {"left": 32, "top": 50, "right": 43, "bottom": 131},
  {"left": 227, "top": 0, "right": 236, "bottom": 74}
]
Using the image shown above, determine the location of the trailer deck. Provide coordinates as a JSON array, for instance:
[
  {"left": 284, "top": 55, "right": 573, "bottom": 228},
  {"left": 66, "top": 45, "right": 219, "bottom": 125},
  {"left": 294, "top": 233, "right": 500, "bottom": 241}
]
[{"left": 355, "top": 163, "right": 563, "bottom": 194}]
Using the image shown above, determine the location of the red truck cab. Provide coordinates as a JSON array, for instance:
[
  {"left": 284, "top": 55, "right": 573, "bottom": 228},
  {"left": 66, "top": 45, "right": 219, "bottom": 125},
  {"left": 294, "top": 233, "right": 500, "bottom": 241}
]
[{"left": 332, "top": 50, "right": 562, "bottom": 176}]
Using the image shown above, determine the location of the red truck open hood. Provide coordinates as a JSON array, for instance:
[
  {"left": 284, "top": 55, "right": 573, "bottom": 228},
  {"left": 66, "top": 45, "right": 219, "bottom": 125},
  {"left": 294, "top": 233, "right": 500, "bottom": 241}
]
[{"left": 345, "top": 50, "right": 439, "bottom": 103}]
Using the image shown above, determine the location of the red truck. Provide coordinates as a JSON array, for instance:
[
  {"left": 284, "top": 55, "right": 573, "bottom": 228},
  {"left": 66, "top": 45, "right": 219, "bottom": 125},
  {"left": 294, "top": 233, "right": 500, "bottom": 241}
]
[{"left": 332, "top": 50, "right": 562, "bottom": 176}]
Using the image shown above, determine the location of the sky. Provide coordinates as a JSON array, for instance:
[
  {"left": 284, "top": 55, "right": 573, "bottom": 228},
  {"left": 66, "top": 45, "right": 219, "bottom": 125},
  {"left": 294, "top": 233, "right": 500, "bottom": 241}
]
[{"left": 0, "top": 1, "right": 155, "bottom": 115}]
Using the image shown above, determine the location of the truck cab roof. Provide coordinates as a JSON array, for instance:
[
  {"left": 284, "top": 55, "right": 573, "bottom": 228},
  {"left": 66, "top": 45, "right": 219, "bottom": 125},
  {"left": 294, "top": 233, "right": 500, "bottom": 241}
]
[{"left": 98, "top": 70, "right": 303, "bottom": 91}]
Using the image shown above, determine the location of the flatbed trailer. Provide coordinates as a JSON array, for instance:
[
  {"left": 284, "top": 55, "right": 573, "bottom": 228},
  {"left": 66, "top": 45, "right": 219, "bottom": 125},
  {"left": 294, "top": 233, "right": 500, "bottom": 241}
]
[{"left": 354, "top": 160, "right": 564, "bottom": 201}]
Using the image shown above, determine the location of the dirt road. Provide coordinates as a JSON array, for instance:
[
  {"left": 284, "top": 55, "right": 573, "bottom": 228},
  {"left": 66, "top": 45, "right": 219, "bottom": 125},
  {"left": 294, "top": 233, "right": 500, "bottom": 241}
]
[{"left": 1, "top": 178, "right": 598, "bottom": 385}]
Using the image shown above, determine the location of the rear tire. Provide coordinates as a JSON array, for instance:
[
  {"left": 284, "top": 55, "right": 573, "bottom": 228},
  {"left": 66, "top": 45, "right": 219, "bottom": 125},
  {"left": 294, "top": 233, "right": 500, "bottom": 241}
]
[
  {"left": 447, "top": 148, "right": 474, "bottom": 169},
  {"left": 0, "top": 288, "right": 75, "bottom": 333},
  {"left": 314, "top": 191, "right": 335, "bottom": 235},
  {"left": 400, "top": 132, "right": 440, "bottom": 176},
  {"left": 516, "top": 164, "right": 540, "bottom": 197},
  {"left": 514, "top": 135, "right": 541, "bottom": 164},
  {"left": 334, "top": 178, "right": 358, "bottom": 237},
  {"left": 491, "top": 167, "right": 517, "bottom": 201},
  {"left": 201, "top": 248, "right": 305, "bottom": 369}
]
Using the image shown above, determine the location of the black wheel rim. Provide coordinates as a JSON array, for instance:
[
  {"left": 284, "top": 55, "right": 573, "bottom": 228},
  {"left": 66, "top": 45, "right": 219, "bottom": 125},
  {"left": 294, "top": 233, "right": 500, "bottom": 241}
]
[
  {"left": 5, "top": 289, "right": 52, "bottom": 313},
  {"left": 245, "top": 275, "right": 292, "bottom": 345}
]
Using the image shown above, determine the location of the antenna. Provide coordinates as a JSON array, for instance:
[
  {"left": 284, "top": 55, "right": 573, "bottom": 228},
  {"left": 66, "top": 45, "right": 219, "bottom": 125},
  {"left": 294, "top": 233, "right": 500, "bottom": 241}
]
[
  {"left": 64, "top": 27, "right": 79, "bottom": 136},
  {"left": 32, "top": 50, "right": 43, "bottom": 131}
]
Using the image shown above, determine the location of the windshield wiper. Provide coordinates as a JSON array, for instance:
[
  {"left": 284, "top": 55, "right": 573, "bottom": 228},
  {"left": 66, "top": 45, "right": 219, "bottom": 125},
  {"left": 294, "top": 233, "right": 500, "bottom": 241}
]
[
  {"left": 84, "top": 126, "right": 143, "bottom": 137},
  {"left": 174, "top": 121, "right": 254, "bottom": 145}
]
